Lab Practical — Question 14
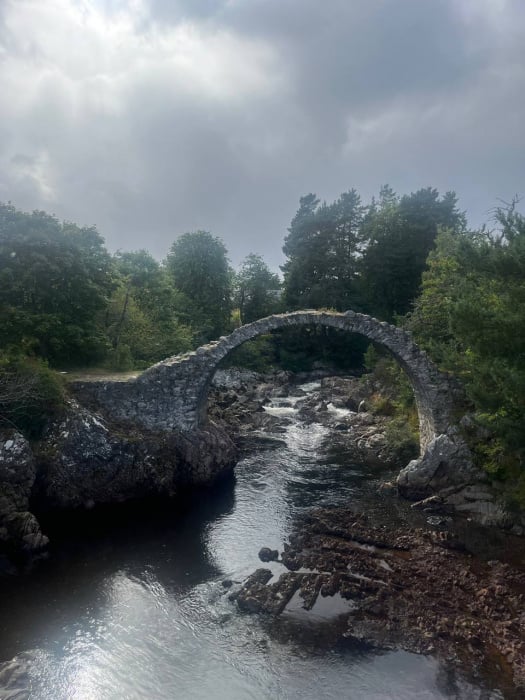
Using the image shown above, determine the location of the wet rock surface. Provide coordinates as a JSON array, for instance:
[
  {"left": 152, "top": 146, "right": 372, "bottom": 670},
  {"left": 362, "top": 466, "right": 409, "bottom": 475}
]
[
  {"left": 36, "top": 399, "right": 236, "bottom": 510},
  {"left": 232, "top": 506, "right": 525, "bottom": 692}
]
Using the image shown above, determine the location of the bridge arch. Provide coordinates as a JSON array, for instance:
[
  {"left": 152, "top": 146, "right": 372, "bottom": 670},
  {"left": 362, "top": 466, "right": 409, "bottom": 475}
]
[
  {"left": 72, "top": 310, "right": 473, "bottom": 498},
  {"left": 76, "top": 311, "right": 479, "bottom": 498},
  {"left": 136, "top": 310, "right": 456, "bottom": 454}
]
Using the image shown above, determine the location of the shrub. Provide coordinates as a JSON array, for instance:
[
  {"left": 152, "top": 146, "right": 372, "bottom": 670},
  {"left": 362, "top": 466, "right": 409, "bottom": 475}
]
[
  {"left": 0, "top": 354, "right": 65, "bottom": 438},
  {"left": 105, "top": 344, "right": 134, "bottom": 371},
  {"left": 369, "top": 393, "right": 396, "bottom": 416},
  {"left": 385, "top": 416, "right": 419, "bottom": 463}
]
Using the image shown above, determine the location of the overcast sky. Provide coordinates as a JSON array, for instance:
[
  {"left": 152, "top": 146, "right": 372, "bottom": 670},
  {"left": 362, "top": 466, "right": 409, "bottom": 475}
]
[{"left": 1, "top": 0, "right": 524, "bottom": 268}]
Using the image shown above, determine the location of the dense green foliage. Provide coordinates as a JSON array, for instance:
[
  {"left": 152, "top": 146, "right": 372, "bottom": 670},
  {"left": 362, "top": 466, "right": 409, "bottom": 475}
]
[
  {"left": 1, "top": 186, "right": 464, "bottom": 375},
  {"left": 278, "top": 186, "right": 464, "bottom": 371},
  {"left": 360, "top": 187, "right": 466, "bottom": 320},
  {"left": 282, "top": 190, "right": 366, "bottom": 311},
  {"left": 222, "top": 326, "right": 368, "bottom": 375},
  {"left": 221, "top": 334, "right": 277, "bottom": 373},
  {"left": 281, "top": 185, "right": 465, "bottom": 321},
  {"left": 165, "top": 231, "right": 232, "bottom": 343},
  {"left": 0, "top": 354, "right": 65, "bottom": 438},
  {"left": 0, "top": 209, "right": 233, "bottom": 370},
  {"left": 234, "top": 254, "right": 281, "bottom": 324},
  {"left": 407, "top": 201, "right": 525, "bottom": 503},
  {"left": 362, "top": 345, "right": 419, "bottom": 463},
  {"left": 106, "top": 251, "right": 193, "bottom": 369},
  {"left": 0, "top": 203, "right": 115, "bottom": 365}
]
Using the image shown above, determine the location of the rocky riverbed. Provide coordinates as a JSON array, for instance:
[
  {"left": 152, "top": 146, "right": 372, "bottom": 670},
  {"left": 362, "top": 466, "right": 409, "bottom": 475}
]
[
  {"left": 209, "top": 369, "right": 416, "bottom": 467},
  {"left": 210, "top": 369, "right": 524, "bottom": 531}
]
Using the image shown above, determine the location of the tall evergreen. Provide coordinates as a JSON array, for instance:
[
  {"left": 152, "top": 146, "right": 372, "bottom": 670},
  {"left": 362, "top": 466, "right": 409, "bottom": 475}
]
[
  {"left": 235, "top": 254, "right": 281, "bottom": 324},
  {"left": 360, "top": 187, "right": 466, "bottom": 320},
  {"left": 282, "top": 190, "right": 366, "bottom": 311}
]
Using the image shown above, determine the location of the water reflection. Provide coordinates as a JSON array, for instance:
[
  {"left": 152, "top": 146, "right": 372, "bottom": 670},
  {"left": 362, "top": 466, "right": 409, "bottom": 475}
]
[{"left": 0, "top": 483, "right": 236, "bottom": 662}]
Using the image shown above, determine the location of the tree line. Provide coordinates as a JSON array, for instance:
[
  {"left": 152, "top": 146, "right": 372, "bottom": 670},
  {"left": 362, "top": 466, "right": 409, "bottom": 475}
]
[
  {"left": 0, "top": 187, "right": 464, "bottom": 371},
  {"left": 1, "top": 190, "right": 524, "bottom": 503},
  {"left": 0, "top": 205, "right": 280, "bottom": 370}
]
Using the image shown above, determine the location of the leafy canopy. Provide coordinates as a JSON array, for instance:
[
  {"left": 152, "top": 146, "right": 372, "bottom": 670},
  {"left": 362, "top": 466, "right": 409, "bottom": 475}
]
[
  {"left": 165, "top": 231, "right": 232, "bottom": 342},
  {"left": 234, "top": 253, "right": 281, "bottom": 324},
  {"left": 0, "top": 202, "right": 116, "bottom": 366}
]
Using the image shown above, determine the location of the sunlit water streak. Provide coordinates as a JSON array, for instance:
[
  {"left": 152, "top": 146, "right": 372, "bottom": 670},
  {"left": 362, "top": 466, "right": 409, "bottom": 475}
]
[{"left": 0, "top": 383, "right": 509, "bottom": 699}]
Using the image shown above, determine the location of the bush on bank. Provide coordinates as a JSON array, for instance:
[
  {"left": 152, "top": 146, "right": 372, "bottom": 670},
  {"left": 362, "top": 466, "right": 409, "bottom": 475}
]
[{"left": 0, "top": 354, "right": 65, "bottom": 439}]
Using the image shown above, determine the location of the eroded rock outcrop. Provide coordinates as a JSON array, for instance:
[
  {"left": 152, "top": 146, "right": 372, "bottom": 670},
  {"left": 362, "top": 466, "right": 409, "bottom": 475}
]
[
  {"left": 36, "top": 399, "right": 236, "bottom": 510},
  {"left": 0, "top": 430, "right": 48, "bottom": 568},
  {"left": 397, "top": 432, "right": 484, "bottom": 498},
  {"left": 0, "top": 398, "right": 237, "bottom": 572}
]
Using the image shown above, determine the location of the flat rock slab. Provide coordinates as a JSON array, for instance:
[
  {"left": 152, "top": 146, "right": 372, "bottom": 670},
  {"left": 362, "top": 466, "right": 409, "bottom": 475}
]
[{"left": 231, "top": 506, "right": 525, "bottom": 692}]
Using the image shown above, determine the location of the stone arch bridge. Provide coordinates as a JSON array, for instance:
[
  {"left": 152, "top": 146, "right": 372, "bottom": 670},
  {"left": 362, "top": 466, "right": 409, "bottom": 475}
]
[{"left": 75, "top": 311, "right": 472, "bottom": 494}]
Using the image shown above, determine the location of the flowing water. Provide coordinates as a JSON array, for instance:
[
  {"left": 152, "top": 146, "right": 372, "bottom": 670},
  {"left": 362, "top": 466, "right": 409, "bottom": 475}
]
[{"left": 0, "top": 382, "right": 514, "bottom": 699}]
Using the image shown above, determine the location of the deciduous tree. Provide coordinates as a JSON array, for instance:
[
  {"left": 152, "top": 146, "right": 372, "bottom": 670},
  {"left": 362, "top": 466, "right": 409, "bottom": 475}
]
[
  {"left": 235, "top": 253, "right": 281, "bottom": 324},
  {"left": 0, "top": 202, "right": 116, "bottom": 365},
  {"left": 165, "top": 231, "right": 232, "bottom": 342}
]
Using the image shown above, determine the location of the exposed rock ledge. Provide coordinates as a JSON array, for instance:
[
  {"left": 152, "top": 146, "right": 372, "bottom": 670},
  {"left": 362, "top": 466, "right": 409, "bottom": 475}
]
[
  {"left": 0, "top": 432, "right": 48, "bottom": 573},
  {"left": 0, "top": 399, "right": 236, "bottom": 573}
]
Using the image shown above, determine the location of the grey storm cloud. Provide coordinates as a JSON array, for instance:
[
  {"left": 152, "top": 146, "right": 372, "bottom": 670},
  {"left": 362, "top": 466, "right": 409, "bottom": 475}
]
[{"left": 0, "top": 0, "right": 524, "bottom": 268}]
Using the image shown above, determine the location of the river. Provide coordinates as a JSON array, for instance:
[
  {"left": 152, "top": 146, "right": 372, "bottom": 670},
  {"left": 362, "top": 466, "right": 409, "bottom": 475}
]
[{"left": 0, "top": 381, "right": 513, "bottom": 699}]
